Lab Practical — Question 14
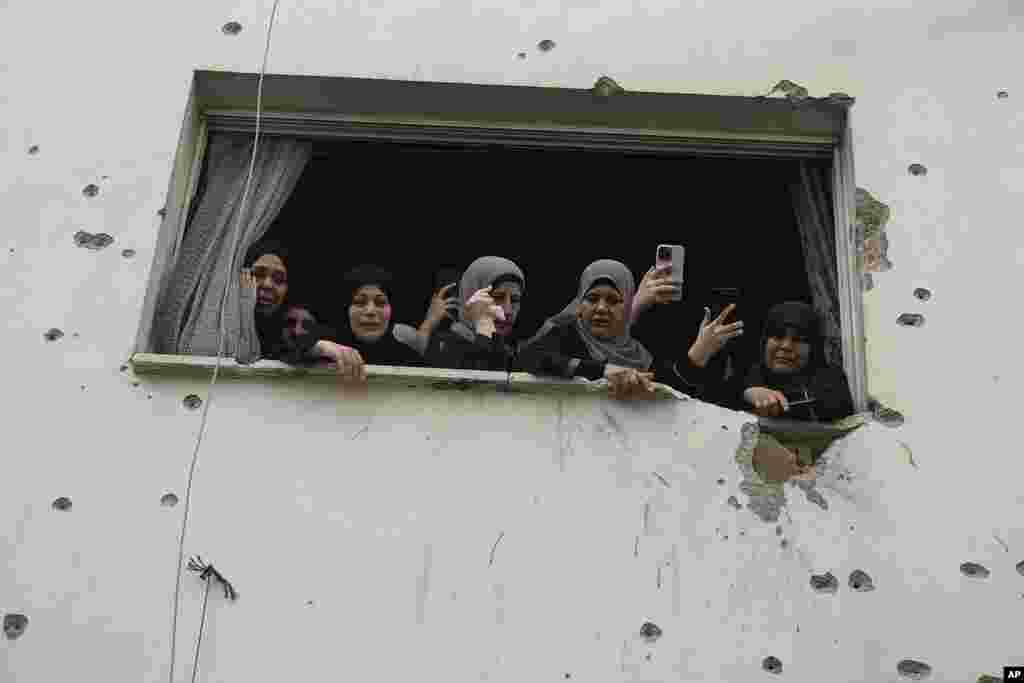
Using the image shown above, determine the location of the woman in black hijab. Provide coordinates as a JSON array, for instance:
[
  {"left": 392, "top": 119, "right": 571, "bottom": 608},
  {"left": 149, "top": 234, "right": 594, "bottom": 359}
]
[
  {"left": 742, "top": 302, "right": 854, "bottom": 421},
  {"left": 676, "top": 301, "right": 853, "bottom": 421},
  {"left": 335, "top": 264, "right": 423, "bottom": 368}
]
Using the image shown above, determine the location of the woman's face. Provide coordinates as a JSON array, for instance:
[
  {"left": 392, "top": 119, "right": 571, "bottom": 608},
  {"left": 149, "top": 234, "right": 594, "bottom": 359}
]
[
  {"left": 490, "top": 282, "right": 523, "bottom": 337},
  {"left": 764, "top": 327, "right": 811, "bottom": 373},
  {"left": 578, "top": 284, "right": 626, "bottom": 339},
  {"left": 252, "top": 254, "right": 288, "bottom": 314},
  {"left": 350, "top": 285, "right": 392, "bottom": 342}
]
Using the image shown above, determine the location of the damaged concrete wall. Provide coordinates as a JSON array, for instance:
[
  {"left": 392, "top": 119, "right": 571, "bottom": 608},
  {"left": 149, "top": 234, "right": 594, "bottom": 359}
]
[{"left": 2, "top": 0, "right": 1023, "bottom": 681}]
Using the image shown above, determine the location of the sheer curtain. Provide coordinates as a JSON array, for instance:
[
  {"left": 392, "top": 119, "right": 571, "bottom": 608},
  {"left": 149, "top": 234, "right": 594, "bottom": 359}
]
[
  {"left": 151, "top": 132, "right": 312, "bottom": 361},
  {"left": 790, "top": 161, "right": 843, "bottom": 367}
]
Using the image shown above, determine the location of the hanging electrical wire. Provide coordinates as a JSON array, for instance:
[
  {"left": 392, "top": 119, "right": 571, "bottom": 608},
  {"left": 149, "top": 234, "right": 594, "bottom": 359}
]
[{"left": 166, "top": 1, "right": 283, "bottom": 681}]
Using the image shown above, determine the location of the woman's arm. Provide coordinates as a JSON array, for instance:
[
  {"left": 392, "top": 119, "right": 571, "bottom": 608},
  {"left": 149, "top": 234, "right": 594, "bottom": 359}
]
[{"left": 519, "top": 325, "right": 605, "bottom": 380}]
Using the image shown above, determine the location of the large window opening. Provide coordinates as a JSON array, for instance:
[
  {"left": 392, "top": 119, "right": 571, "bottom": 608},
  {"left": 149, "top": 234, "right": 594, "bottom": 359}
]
[
  {"left": 135, "top": 70, "right": 865, "bottom": 411},
  {"left": 251, "top": 139, "right": 815, "bottom": 381}
]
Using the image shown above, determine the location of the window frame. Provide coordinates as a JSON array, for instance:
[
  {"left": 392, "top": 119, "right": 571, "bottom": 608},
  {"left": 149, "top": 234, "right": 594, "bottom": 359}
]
[{"left": 133, "top": 70, "right": 865, "bottom": 411}]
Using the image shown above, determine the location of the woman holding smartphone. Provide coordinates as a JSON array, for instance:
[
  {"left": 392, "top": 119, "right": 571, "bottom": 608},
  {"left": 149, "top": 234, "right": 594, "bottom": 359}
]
[{"left": 520, "top": 259, "right": 696, "bottom": 400}]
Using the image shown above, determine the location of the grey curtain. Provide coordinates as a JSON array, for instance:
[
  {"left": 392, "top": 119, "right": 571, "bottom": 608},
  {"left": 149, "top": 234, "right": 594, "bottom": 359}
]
[
  {"left": 790, "top": 161, "right": 843, "bottom": 367},
  {"left": 151, "top": 133, "right": 312, "bottom": 361}
]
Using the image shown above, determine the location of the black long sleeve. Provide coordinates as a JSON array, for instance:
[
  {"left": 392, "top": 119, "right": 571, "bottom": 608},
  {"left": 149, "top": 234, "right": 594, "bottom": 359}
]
[
  {"left": 518, "top": 324, "right": 606, "bottom": 380},
  {"left": 425, "top": 328, "right": 517, "bottom": 372}
]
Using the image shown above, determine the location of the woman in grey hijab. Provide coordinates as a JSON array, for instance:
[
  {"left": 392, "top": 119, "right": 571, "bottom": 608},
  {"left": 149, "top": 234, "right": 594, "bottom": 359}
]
[
  {"left": 425, "top": 256, "right": 526, "bottom": 372},
  {"left": 521, "top": 259, "right": 672, "bottom": 399}
]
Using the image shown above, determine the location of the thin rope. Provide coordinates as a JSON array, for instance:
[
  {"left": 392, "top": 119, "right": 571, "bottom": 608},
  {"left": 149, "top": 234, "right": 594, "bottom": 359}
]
[
  {"left": 190, "top": 575, "right": 213, "bottom": 683},
  {"left": 167, "top": 2, "right": 282, "bottom": 681}
]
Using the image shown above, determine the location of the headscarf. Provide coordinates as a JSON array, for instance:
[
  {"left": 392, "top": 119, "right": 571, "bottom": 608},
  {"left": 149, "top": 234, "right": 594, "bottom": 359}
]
[
  {"left": 528, "top": 259, "right": 653, "bottom": 370},
  {"left": 244, "top": 239, "right": 292, "bottom": 358},
  {"left": 449, "top": 256, "right": 527, "bottom": 343},
  {"left": 337, "top": 264, "right": 420, "bottom": 365},
  {"left": 744, "top": 301, "right": 827, "bottom": 392}
]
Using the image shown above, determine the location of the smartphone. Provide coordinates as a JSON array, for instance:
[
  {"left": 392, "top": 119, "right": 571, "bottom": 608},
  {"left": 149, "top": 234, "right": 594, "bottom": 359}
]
[
  {"left": 434, "top": 267, "right": 461, "bottom": 298},
  {"left": 655, "top": 244, "right": 685, "bottom": 301}
]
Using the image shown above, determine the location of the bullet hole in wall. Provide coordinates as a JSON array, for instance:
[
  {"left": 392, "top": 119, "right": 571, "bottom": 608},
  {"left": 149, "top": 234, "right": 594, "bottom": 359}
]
[
  {"left": 776, "top": 525, "right": 782, "bottom": 536},
  {"left": 44, "top": 328, "right": 64, "bottom": 342},
  {"left": 158, "top": 207, "right": 167, "bottom": 218},
  {"left": 762, "top": 656, "right": 783, "bottom": 674},
  {"left": 3, "top": 614, "right": 28, "bottom": 640},
  {"left": 907, "top": 164, "right": 927, "bottom": 177},
  {"left": 592, "top": 76, "right": 625, "bottom": 98},
  {"left": 896, "top": 659, "right": 932, "bottom": 680},
  {"left": 997, "top": 90, "right": 1009, "bottom": 99},
  {"left": 517, "top": 52, "right": 526, "bottom": 59},
  {"left": 849, "top": 569, "right": 875, "bottom": 591},
  {"left": 780, "top": 538, "right": 789, "bottom": 549},
  {"left": 132, "top": 381, "right": 140, "bottom": 387},
  {"left": 28, "top": 145, "right": 39, "bottom": 155},
  {"left": 160, "top": 492, "right": 179, "bottom": 507},
  {"left": 122, "top": 249, "right": 136, "bottom": 258},
  {"left": 74, "top": 230, "right": 114, "bottom": 251},
  {"left": 897, "top": 313, "right": 925, "bottom": 327},
  {"left": 537, "top": 39, "right": 556, "bottom": 52},
  {"left": 717, "top": 478, "right": 726, "bottom": 485},
  {"left": 183, "top": 394, "right": 202, "bottom": 410},
  {"left": 810, "top": 572, "right": 838, "bottom": 594},
  {"left": 913, "top": 287, "right": 932, "bottom": 302},
  {"left": 82, "top": 184, "right": 100, "bottom": 197},
  {"left": 727, "top": 496, "right": 742, "bottom": 510},
  {"left": 52, "top": 497, "right": 72, "bottom": 511},
  {"left": 960, "top": 562, "right": 990, "bottom": 579},
  {"left": 222, "top": 21, "right": 243, "bottom": 35},
  {"left": 1016, "top": 560, "right": 1024, "bottom": 576},
  {"left": 639, "top": 621, "right": 662, "bottom": 642}
]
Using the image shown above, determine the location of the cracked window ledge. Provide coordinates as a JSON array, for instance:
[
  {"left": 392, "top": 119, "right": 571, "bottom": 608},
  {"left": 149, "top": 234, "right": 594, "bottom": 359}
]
[{"left": 129, "top": 353, "right": 689, "bottom": 399}]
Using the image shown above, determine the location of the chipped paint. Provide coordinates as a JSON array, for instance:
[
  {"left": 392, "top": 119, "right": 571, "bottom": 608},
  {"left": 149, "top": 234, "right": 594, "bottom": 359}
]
[{"left": 856, "top": 187, "right": 893, "bottom": 290}]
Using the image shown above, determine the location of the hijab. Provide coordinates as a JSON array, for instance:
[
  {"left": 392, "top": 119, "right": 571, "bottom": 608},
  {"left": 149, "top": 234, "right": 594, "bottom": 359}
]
[
  {"left": 337, "top": 264, "right": 420, "bottom": 365},
  {"left": 528, "top": 259, "right": 654, "bottom": 370},
  {"left": 744, "top": 301, "right": 827, "bottom": 392},
  {"left": 449, "top": 256, "right": 526, "bottom": 343},
  {"left": 244, "top": 239, "right": 292, "bottom": 358}
]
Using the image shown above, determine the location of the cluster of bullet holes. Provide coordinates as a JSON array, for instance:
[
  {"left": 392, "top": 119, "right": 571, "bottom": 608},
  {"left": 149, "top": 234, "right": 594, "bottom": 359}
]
[
  {"left": 762, "top": 656, "right": 783, "bottom": 675},
  {"left": 959, "top": 562, "right": 990, "bottom": 579},
  {"left": 907, "top": 163, "right": 927, "bottom": 177},
  {"left": 183, "top": 394, "right": 203, "bottom": 410},
  {"left": 222, "top": 21, "right": 242, "bottom": 35},
  {"left": 82, "top": 183, "right": 100, "bottom": 197},
  {"left": 896, "top": 659, "right": 932, "bottom": 680},
  {"left": 639, "top": 621, "right": 662, "bottom": 642},
  {"left": 52, "top": 497, "right": 72, "bottom": 511},
  {"left": 74, "top": 230, "right": 114, "bottom": 251},
  {"left": 160, "top": 492, "right": 179, "bottom": 507},
  {"left": 897, "top": 313, "right": 925, "bottom": 327},
  {"left": 4, "top": 613, "right": 28, "bottom": 641},
  {"left": 44, "top": 328, "right": 64, "bottom": 342}
]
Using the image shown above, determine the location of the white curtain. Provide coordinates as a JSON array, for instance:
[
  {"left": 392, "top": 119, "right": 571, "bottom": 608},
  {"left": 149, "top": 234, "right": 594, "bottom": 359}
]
[
  {"left": 151, "top": 133, "right": 312, "bottom": 361},
  {"left": 790, "top": 161, "right": 843, "bottom": 367}
]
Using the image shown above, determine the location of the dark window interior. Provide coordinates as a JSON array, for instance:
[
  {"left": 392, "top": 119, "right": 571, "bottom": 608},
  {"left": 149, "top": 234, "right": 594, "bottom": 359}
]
[{"left": 218, "top": 138, "right": 818, "bottom": 373}]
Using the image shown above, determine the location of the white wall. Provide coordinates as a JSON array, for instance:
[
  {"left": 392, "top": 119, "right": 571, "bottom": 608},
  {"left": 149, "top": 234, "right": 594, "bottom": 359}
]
[{"left": 2, "top": 0, "right": 1022, "bottom": 680}]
